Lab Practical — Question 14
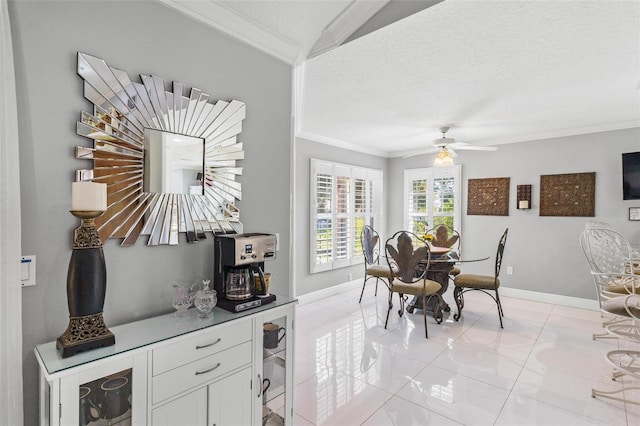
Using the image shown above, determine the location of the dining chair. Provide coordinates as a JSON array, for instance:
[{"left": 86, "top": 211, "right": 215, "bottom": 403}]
[
  {"left": 580, "top": 226, "right": 640, "bottom": 339},
  {"left": 581, "top": 226, "right": 640, "bottom": 404},
  {"left": 452, "top": 228, "right": 509, "bottom": 328},
  {"left": 426, "top": 225, "right": 462, "bottom": 278},
  {"left": 384, "top": 231, "right": 442, "bottom": 338},
  {"left": 358, "top": 225, "right": 395, "bottom": 303}
]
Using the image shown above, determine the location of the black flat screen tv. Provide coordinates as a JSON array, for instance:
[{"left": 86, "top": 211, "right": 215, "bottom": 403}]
[{"left": 623, "top": 151, "right": 640, "bottom": 200}]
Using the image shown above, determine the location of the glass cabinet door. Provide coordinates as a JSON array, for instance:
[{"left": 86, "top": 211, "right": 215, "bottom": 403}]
[
  {"left": 79, "top": 368, "right": 132, "bottom": 426},
  {"left": 261, "top": 315, "right": 289, "bottom": 426}
]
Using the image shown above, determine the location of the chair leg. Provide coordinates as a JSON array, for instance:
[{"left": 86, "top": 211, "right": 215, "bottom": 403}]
[
  {"left": 398, "top": 293, "right": 405, "bottom": 317},
  {"left": 358, "top": 277, "right": 367, "bottom": 303},
  {"left": 495, "top": 289, "right": 504, "bottom": 329},
  {"left": 422, "top": 294, "right": 428, "bottom": 339},
  {"left": 592, "top": 386, "right": 640, "bottom": 405},
  {"left": 453, "top": 286, "right": 464, "bottom": 321},
  {"left": 374, "top": 277, "right": 379, "bottom": 296},
  {"left": 384, "top": 291, "right": 393, "bottom": 329}
]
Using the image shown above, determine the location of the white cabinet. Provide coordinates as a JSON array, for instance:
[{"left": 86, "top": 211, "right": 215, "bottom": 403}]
[
  {"left": 35, "top": 296, "right": 296, "bottom": 426},
  {"left": 208, "top": 366, "right": 253, "bottom": 426},
  {"left": 151, "top": 367, "right": 253, "bottom": 426},
  {"left": 152, "top": 387, "right": 207, "bottom": 426}
]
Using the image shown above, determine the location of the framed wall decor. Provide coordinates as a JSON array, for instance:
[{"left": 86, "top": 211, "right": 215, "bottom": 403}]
[
  {"left": 629, "top": 207, "right": 640, "bottom": 221},
  {"left": 539, "top": 172, "right": 595, "bottom": 217},
  {"left": 467, "top": 177, "right": 510, "bottom": 216}
]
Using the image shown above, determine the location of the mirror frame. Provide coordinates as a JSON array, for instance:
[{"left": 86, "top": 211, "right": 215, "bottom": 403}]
[{"left": 75, "top": 52, "right": 244, "bottom": 246}]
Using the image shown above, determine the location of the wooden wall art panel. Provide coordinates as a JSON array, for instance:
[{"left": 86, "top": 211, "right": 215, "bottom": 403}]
[
  {"left": 539, "top": 172, "right": 595, "bottom": 217},
  {"left": 467, "top": 177, "right": 510, "bottom": 216}
]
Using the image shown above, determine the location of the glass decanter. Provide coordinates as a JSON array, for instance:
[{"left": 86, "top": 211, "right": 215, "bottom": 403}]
[{"left": 194, "top": 279, "right": 217, "bottom": 318}]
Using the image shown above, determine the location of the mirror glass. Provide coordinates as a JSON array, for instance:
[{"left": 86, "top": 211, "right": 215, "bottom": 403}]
[
  {"left": 74, "top": 52, "right": 244, "bottom": 246},
  {"left": 144, "top": 129, "right": 204, "bottom": 195}
]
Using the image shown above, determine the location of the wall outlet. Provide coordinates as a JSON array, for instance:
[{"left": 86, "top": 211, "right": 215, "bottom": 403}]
[
  {"left": 348, "top": 273, "right": 353, "bottom": 281},
  {"left": 506, "top": 266, "right": 513, "bottom": 275}
]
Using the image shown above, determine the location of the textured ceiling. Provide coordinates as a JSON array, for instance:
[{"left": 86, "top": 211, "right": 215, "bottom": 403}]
[
  {"left": 162, "top": 0, "right": 640, "bottom": 158},
  {"left": 300, "top": 0, "right": 640, "bottom": 156}
]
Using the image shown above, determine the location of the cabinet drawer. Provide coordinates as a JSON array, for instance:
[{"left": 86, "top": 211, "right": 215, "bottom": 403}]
[
  {"left": 152, "top": 341, "right": 252, "bottom": 404},
  {"left": 153, "top": 319, "right": 251, "bottom": 375}
]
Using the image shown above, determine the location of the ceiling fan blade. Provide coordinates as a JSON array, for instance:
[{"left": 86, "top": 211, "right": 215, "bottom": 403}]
[
  {"left": 402, "top": 147, "right": 439, "bottom": 158},
  {"left": 457, "top": 145, "right": 498, "bottom": 151},
  {"left": 447, "top": 148, "right": 458, "bottom": 157},
  {"left": 448, "top": 142, "right": 498, "bottom": 151}
]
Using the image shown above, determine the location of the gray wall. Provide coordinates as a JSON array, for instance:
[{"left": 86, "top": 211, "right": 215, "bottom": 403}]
[
  {"left": 389, "top": 128, "right": 640, "bottom": 299},
  {"left": 10, "top": 1, "right": 292, "bottom": 423},
  {"left": 294, "top": 137, "right": 389, "bottom": 296},
  {"left": 294, "top": 129, "right": 640, "bottom": 300}
]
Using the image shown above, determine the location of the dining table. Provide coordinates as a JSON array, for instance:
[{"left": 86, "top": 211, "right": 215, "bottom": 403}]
[{"left": 406, "top": 247, "right": 489, "bottom": 322}]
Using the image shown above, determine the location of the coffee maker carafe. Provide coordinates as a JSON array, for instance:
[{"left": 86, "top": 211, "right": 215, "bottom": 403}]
[
  {"left": 214, "top": 233, "right": 277, "bottom": 312},
  {"left": 224, "top": 266, "right": 253, "bottom": 300}
]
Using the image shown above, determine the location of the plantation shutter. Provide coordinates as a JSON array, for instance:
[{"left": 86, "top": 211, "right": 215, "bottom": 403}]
[
  {"left": 311, "top": 159, "right": 383, "bottom": 273},
  {"left": 404, "top": 166, "right": 461, "bottom": 235},
  {"left": 311, "top": 160, "right": 333, "bottom": 272}
]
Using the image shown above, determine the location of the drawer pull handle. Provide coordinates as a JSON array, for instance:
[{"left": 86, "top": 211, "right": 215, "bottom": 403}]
[
  {"left": 195, "top": 362, "right": 221, "bottom": 376},
  {"left": 196, "top": 338, "right": 221, "bottom": 349},
  {"left": 257, "top": 373, "right": 262, "bottom": 397}
]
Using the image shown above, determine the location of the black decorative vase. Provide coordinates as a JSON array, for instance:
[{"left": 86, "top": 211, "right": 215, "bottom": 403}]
[{"left": 57, "top": 211, "right": 115, "bottom": 358}]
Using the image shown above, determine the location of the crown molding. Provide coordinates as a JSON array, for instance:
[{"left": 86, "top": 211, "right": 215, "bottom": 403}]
[
  {"left": 308, "top": 0, "right": 389, "bottom": 59},
  {"left": 473, "top": 121, "right": 640, "bottom": 147},
  {"left": 296, "top": 130, "right": 390, "bottom": 158},
  {"left": 159, "top": 0, "right": 302, "bottom": 65}
]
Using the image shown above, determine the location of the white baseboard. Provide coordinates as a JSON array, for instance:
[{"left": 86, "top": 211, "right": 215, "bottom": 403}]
[
  {"left": 296, "top": 280, "right": 361, "bottom": 305},
  {"left": 296, "top": 281, "right": 600, "bottom": 311},
  {"left": 499, "top": 287, "right": 599, "bottom": 311}
]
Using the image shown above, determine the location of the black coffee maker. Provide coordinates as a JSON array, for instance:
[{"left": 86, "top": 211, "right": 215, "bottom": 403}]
[{"left": 214, "top": 233, "right": 277, "bottom": 312}]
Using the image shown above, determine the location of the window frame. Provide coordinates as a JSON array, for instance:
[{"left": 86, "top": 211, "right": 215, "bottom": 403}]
[
  {"left": 310, "top": 159, "right": 383, "bottom": 273},
  {"left": 403, "top": 165, "right": 462, "bottom": 236}
]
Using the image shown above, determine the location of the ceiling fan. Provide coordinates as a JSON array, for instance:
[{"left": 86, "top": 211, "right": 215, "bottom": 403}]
[{"left": 405, "top": 127, "right": 498, "bottom": 163}]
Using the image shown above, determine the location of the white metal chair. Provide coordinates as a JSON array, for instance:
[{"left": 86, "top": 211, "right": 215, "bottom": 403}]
[
  {"left": 580, "top": 226, "right": 636, "bottom": 340},
  {"left": 581, "top": 226, "right": 640, "bottom": 404}
]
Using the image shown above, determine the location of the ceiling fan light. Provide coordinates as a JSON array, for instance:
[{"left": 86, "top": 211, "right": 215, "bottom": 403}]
[{"left": 434, "top": 150, "right": 454, "bottom": 167}]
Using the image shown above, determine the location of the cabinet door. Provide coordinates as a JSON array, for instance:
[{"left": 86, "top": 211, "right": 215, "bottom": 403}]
[
  {"left": 59, "top": 353, "right": 147, "bottom": 426},
  {"left": 257, "top": 308, "right": 295, "bottom": 425},
  {"left": 152, "top": 387, "right": 207, "bottom": 426},
  {"left": 208, "top": 367, "right": 253, "bottom": 426}
]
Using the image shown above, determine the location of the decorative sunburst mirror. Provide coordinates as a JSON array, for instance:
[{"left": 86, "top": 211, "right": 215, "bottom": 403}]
[{"left": 75, "top": 52, "right": 244, "bottom": 246}]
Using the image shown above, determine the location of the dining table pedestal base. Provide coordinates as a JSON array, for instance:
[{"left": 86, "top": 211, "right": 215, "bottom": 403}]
[{"left": 406, "top": 261, "right": 452, "bottom": 320}]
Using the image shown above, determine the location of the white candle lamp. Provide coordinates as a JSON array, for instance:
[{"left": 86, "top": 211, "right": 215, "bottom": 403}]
[
  {"left": 517, "top": 184, "right": 532, "bottom": 210},
  {"left": 58, "top": 181, "right": 114, "bottom": 357}
]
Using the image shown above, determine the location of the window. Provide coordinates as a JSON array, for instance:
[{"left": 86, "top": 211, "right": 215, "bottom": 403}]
[
  {"left": 310, "top": 159, "right": 382, "bottom": 273},
  {"left": 404, "top": 166, "right": 461, "bottom": 235}
]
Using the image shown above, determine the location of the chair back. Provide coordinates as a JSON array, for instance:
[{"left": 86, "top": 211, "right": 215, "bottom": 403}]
[
  {"left": 385, "top": 231, "right": 430, "bottom": 283},
  {"left": 494, "top": 228, "right": 509, "bottom": 279},
  {"left": 581, "top": 227, "right": 636, "bottom": 275},
  {"left": 427, "top": 225, "right": 461, "bottom": 258},
  {"left": 361, "top": 225, "right": 380, "bottom": 266},
  {"left": 586, "top": 220, "right": 613, "bottom": 229}
]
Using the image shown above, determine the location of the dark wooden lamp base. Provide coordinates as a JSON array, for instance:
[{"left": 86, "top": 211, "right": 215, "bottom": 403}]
[{"left": 56, "top": 312, "right": 115, "bottom": 358}]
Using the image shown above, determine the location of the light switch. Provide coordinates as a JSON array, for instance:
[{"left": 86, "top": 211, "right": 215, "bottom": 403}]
[{"left": 21, "top": 255, "right": 36, "bottom": 287}]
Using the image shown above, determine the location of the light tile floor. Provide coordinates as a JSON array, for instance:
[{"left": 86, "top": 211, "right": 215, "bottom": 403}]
[{"left": 292, "top": 284, "right": 640, "bottom": 425}]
